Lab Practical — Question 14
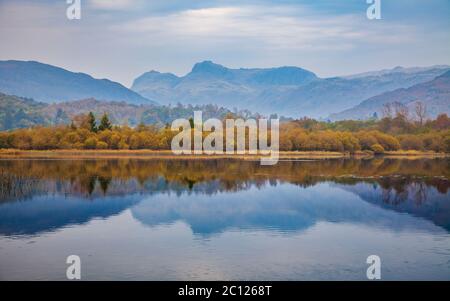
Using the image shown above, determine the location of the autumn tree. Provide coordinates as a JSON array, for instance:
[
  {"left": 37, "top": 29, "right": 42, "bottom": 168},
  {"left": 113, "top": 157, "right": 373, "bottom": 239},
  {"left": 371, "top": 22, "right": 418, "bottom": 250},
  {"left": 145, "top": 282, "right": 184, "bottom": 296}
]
[
  {"left": 382, "top": 103, "right": 393, "bottom": 118},
  {"left": 393, "top": 102, "right": 409, "bottom": 120},
  {"left": 0, "top": 113, "right": 449, "bottom": 153},
  {"left": 414, "top": 101, "right": 427, "bottom": 126},
  {"left": 433, "top": 114, "right": 450, "bottom": 130}
]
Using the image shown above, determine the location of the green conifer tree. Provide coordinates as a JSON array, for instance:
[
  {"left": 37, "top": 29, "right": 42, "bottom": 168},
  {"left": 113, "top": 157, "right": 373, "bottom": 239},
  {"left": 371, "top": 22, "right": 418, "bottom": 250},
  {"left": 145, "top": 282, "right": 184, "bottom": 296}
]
[
  {"left": 98, "top": 113, "right": 112, "bottom": 131},
  {"left": 88, "top": 112, "right": 97, "bottom": 132}
]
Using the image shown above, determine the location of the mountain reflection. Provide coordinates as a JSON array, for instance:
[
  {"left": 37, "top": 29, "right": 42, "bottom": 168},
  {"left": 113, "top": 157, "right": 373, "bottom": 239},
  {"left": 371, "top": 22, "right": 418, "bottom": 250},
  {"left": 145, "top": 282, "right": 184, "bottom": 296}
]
[{"left": 0, "top": 158, "right": 449, "bottom": 236}]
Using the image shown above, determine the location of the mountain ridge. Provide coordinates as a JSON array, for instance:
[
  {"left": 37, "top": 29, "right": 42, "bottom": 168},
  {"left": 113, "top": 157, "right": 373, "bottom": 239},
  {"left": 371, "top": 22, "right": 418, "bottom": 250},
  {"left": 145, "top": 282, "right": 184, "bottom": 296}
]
[
  {"left": 132, "top": 61, "right": 450, "bottom": 118},
  {"left": 330, "top": 70, "right": 450, "bottom": 121},
  {"left": 0, "top": 60, "right": 156, "bottom": 105}
]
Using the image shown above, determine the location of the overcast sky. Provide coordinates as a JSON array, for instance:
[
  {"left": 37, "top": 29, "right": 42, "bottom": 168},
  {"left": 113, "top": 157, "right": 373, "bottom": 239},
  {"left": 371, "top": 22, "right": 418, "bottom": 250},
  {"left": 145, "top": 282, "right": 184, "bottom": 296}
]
[{"left": 1, "top": 0, "right": 449, "bottom": 87}]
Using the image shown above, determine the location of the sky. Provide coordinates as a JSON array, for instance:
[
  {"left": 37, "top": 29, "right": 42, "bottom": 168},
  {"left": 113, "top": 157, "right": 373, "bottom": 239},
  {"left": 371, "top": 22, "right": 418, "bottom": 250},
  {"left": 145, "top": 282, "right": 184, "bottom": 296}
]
[{"left": 0, "top": 0, "right": 449, "bottom": 87}]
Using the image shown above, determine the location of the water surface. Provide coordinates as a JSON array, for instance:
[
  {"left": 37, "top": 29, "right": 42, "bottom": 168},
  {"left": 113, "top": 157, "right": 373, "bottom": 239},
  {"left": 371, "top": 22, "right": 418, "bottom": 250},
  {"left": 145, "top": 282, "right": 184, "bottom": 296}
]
[{"left": 0, "top": 158, "right": 449, "bottom": 280}]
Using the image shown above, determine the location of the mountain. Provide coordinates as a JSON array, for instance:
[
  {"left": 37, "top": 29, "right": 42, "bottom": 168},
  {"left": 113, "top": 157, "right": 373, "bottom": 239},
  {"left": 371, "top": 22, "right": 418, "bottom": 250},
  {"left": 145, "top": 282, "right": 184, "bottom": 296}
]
[
  {"left": 132, "top": 61, "right": 318, "bottom": 114},
  {"left": 132, "top": 61, "right": 450, "bottom": 118},
  {"left": 342, "top": 65, "right": 450, "bottom": 79},
  {"left": 0, "top": 92, "right": 51, "bottom": 130},
  {"left": 329, "top": 70, "right": 450, "bottom": 121},
  {"left": 0, "top": 60, "right": 155, "bottom": 105}
]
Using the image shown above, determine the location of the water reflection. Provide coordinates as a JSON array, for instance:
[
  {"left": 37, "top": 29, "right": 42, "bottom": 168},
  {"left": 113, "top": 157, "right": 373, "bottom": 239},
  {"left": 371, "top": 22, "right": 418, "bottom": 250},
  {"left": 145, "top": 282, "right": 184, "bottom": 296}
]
[
  {"left": 130, "top": 182, "right": 449, "bottom": 235},
  {"left": 0, "top": 158, "right": 450, "bottom": 280},
  {"left": 0, "top": 158, "right": 449, "bottom": 235}
]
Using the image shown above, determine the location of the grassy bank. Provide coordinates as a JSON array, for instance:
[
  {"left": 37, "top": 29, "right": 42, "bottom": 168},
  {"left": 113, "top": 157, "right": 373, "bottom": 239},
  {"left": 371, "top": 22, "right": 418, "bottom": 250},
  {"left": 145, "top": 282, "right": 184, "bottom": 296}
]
[{"left": 0, "top": 149, "right": 447, "bottom": 160}]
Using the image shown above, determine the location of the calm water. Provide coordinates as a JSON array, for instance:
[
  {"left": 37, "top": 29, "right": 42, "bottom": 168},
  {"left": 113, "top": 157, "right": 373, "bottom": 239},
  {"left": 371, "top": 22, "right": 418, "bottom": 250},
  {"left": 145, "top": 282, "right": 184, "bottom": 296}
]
[{"left": 0, "top": 158, "right": 449, "bottom": 280}]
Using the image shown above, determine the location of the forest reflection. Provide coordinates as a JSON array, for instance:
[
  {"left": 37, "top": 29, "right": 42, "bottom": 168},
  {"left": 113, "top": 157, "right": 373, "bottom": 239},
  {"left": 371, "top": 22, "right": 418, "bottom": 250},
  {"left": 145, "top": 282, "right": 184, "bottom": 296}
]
[
  {"left": 0, "top": 158, "right": 449, "bottom": 236},
  {"left": 0, "top": 158, "right": 448, "bottom": 204}
]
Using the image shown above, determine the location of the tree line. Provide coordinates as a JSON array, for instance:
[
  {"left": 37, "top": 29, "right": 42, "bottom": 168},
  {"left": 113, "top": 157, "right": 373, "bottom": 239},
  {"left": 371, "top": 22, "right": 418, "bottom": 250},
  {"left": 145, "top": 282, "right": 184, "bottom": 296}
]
[{"left": 0, "top": 111, "right": 449, "bottom": 153}]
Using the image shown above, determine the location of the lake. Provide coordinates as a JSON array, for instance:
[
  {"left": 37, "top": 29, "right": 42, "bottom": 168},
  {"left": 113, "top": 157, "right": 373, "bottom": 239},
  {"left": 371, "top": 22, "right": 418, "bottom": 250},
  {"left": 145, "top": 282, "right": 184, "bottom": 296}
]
[{"left": 0, "top": 158, "right": 449, "bottom": 280}]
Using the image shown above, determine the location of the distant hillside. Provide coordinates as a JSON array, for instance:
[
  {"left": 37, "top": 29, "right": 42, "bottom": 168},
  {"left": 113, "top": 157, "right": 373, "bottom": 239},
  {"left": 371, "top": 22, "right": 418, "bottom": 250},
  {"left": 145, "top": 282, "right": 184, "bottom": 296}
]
[
  {"left": 330, "top": 71, "right": 450, "bottom": 121},
  {"left": 42, "top": 98, "right": 148, "bottom": 126},
  {"left": 0, "top": 93, "right": 51, "bottom": 130},
  {"left": 132, "top": 61, "right": 449, "bottom": 118},
  {"left": 44, "top": 99, "right": 244, "bottom": 126},
  {"left": 0, "top": 93, "right": 250, "bottom": 130},
  {"left": 0, "top": 60, "right": 155, "bottom": 105}
]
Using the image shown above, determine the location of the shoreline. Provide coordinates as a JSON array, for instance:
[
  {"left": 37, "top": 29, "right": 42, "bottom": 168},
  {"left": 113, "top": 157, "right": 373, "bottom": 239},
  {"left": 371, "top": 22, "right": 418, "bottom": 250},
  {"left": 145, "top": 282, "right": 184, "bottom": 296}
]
[{"left": 0, "top": 149, "right": 447, "bottom": 160}]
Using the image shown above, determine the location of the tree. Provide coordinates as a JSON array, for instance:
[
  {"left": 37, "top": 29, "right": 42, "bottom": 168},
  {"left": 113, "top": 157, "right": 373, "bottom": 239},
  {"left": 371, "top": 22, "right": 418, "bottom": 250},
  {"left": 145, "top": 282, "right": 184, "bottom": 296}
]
[
  {"left": 393, "top": 102, "right": 409, "bottom": 120},
  {"left": 414, "top": 102, "right": 427, "bottom": 125},
  {"left": 2, "top": 110, "right": 13, "bottom": 131},
  {"left": 434, "top": 114, "right": 450, "bottom": 130},
  {"left": 136, "top": 121, "right": 147, "bottom": 132},
  {"left": 382, "top": 103, "right": 393, "bottom": 118},
  {"left": 88, "top": 112, "right": 97, "bottom": 133},
  {"left": 98, "top": 113, "right": 112, "bottom": 131},
  {"left": 54, "top": 108, "right": 69, "bottom": 124}
]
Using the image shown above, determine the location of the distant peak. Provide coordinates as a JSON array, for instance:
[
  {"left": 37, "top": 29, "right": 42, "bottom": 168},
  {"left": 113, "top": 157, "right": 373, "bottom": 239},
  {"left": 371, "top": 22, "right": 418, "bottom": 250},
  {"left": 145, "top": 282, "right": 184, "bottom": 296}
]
[
  {"left": 250, "top": 66, "right": 317, "bottom": 85},
  {"left": 193, "top": 60, "right": 221, "bottom": 68},
  {"left": 138, "top": 70, "right": 178, "bottom": 80},
  {"left": 190, "top": 61, "right": 229, "bottom": 75}
]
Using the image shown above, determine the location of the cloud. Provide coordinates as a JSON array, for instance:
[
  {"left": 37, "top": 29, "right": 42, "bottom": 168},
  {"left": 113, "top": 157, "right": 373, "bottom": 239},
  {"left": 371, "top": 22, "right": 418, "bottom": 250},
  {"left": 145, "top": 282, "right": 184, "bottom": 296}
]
[
  {"left": 0, "top": 0, "right": 449, "bottom": 85},
  {"left": 114, "top": 5, "right": 416, "bottom": 51},
  {"left": 89, "top": 0, "right": 140, "bottom": 10}
]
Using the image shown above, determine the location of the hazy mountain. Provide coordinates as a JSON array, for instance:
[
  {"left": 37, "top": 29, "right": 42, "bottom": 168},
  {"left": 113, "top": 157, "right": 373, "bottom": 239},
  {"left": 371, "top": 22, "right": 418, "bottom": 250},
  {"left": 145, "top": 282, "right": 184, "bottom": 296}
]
[
  {"left": 0, "top": 60, "right": 155, "bottom": 105},
  {"left": 0, "top": 93, "right": 249, "bottom": 130},
  {"left": 0, "top": 92, "right": 51, "bottom": 130},
  {"left": 342, "top": 65, "right": 450, "bottom": 79},
  {"left": 2, "top": 60, "right": 449, "bottom": 120},
  {"left": 330, "top": 71, "right": 450, "bottom": 121},
  {"left": 132, "top": 61, "right": 449, "bottom": 118},
  {"left": 132, "top": 61, "right": 318, "bottom": 114}
]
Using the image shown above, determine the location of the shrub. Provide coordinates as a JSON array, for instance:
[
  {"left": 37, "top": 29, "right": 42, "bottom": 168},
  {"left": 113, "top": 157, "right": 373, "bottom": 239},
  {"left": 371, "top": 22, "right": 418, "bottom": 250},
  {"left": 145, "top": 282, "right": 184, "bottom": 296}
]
[
  {"left": 84, "top": 137, "right": 98, "bottom": 149},
  {"left": 371, "top": 144, "right": 385, "bottom": 154},
  {"left": 96, "top": 141, "right": 108, "bottom": 149},
  {"left": 0, "top": 132, "right": 9, "bottom": 148},
  {"left": 400, "top": 135, "right": 423, "bottom": 150}
]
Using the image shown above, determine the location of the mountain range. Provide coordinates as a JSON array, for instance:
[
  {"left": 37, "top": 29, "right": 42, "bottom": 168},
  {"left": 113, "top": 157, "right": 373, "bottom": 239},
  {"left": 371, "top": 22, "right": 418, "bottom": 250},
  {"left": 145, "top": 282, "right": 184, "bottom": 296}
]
[
  {"left": 0, "top": 60, "right": 449, "bottom": 124},
  {"left": 132, "top": 61, "right": 450, "bottom": 118}
]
